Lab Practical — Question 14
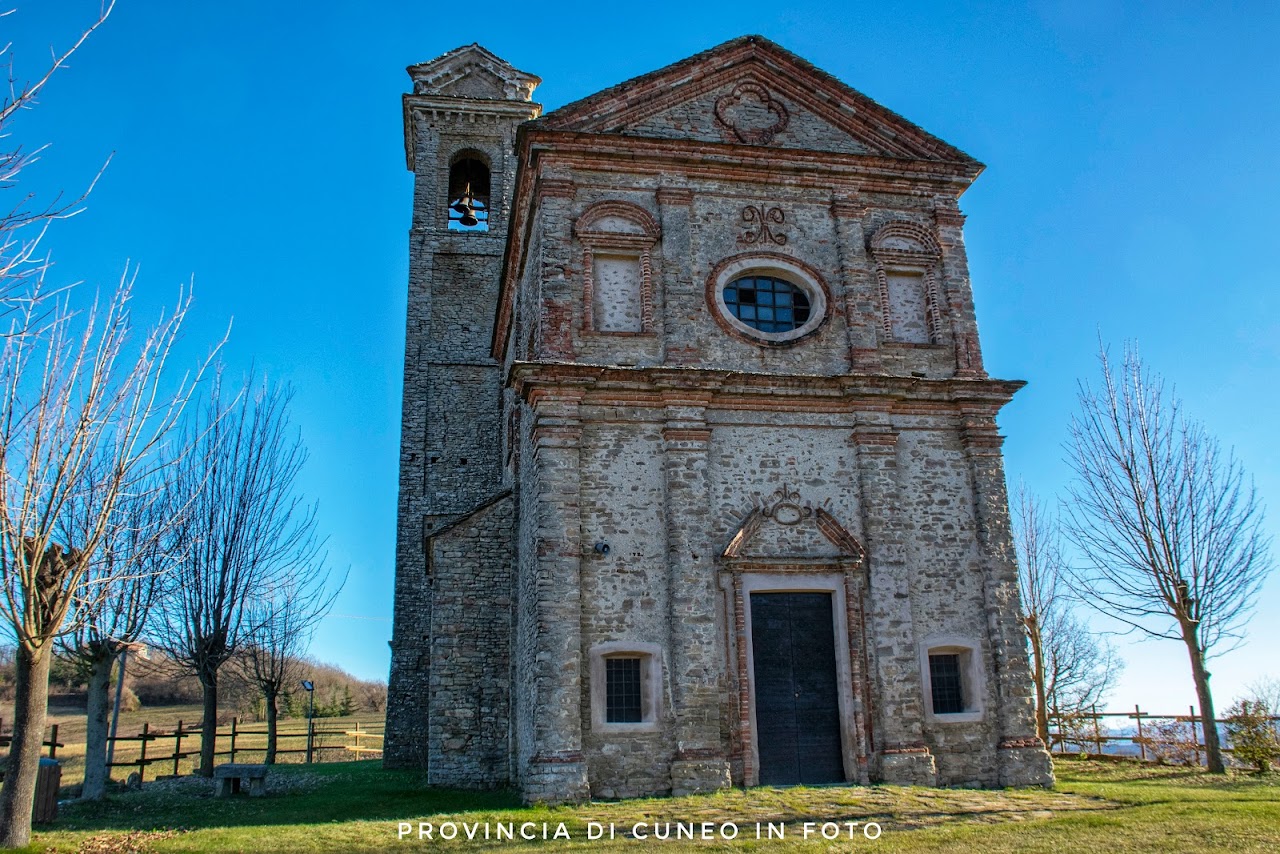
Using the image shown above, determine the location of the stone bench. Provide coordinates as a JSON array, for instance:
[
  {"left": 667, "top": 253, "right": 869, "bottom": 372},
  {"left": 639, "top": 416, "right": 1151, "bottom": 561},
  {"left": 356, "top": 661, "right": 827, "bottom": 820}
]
[{"left": 212, "top": 763, "right": 269, "bottom": 797}]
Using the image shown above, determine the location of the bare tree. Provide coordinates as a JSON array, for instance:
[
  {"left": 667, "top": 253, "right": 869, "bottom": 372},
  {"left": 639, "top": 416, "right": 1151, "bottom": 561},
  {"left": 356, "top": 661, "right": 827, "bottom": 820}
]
[
  {"left": 0, "top": 274, "right": 205, "bottom": 845},
  {"left": 1, "top": 2, "right": 115, "bottom": 314},
  {"left": 234, "top": 563, "right": 341, "bottom": 763},
  {"left": 156, "top": 376, "right": 318, "bottom": 776},
  {"left": 57, "top": 476, "right": 172, "bottom": 800},
  {"left": 1014, "top": 484, "right": 1122, "bottom": 748},
  {"left": 1013, "top": 484, "right": 1059, "bottom": 746},
  {"left": 1063, "top": 344, "right": 1273, "bottom": 773}
]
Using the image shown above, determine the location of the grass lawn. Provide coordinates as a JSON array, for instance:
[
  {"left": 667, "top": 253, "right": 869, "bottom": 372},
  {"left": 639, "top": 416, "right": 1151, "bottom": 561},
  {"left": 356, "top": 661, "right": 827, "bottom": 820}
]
[{"left": 14, "top": 757, "right": 1278, "bottom": 853}]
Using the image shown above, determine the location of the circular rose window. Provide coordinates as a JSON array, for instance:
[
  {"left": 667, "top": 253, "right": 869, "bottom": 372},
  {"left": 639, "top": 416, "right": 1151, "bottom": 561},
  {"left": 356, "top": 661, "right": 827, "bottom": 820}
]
[{"left": 708, "top": 255, "right": 828, "bottom": 345}]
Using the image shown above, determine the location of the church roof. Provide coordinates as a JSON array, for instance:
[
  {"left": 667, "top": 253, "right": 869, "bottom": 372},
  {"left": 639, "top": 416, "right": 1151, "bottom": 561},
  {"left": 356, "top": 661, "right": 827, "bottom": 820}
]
[{"left": 534, "top": 35, "right": 978, "bottom": 165}]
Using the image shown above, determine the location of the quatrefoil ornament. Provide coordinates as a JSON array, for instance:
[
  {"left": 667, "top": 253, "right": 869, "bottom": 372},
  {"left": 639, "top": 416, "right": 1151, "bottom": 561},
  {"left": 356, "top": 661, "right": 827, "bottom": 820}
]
[{"left": 714, "top": 82, "right": 790, "bottom": 145}]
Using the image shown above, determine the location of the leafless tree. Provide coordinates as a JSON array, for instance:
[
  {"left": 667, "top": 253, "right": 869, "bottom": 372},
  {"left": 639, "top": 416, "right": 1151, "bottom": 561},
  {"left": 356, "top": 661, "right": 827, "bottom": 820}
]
[
  {"left": 234, "top": 564, "right": 341, "bottom": 763},
  {"left": 1063, "top": 344, "right": 1273, "bottom": 772},
  {"left": 0, "top": 272, "right": 206, "bottom": 846},
  {"left": 1014, "top": 484, "right": 1122, "bottom": 748},
  {"left": 1, "top": 2, "right": 115, "bottom": 315},
  {"left": 56, "top": 475, "right": 172, "bottom": 800},
  {"left": 156, "top": 376, "right": 319, "bottom": 776}
]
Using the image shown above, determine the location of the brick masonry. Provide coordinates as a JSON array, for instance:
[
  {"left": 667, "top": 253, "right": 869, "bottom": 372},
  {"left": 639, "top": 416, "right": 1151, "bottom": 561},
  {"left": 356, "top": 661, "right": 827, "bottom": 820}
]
[{"left": 386, "top": 36, "right": 1054, "bottom": 800}]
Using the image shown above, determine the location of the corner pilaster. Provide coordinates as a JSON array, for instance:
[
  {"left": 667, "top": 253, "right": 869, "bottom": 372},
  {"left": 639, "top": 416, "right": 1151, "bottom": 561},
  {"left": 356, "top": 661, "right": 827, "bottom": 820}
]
[
  {"left": 933, "top": 200, "right": 986, "bottom": 378},
  {"left": 959, "top": 412, "right": 1053, "bottom": 787}
]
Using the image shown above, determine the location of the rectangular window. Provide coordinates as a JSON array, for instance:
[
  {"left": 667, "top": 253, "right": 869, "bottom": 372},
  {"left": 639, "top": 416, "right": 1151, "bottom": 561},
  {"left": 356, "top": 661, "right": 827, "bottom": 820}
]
[
  {"left": 929, "top": 653, "right": 965, "bottom": 714},
  {"left": 605, "top": 657, "right": 643, "bottom": 723}
]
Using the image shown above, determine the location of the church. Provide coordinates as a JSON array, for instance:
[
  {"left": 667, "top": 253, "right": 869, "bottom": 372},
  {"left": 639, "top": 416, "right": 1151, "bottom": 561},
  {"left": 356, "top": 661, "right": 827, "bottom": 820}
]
[{"left": 384, "top": 35, "right": 1053, "bottom": 801}]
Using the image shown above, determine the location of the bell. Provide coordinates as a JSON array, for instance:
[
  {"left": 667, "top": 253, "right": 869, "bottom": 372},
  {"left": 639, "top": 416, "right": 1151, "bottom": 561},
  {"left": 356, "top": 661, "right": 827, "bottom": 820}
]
[{"left": 451, "top": 183, "right": 480, "bottom": 227}]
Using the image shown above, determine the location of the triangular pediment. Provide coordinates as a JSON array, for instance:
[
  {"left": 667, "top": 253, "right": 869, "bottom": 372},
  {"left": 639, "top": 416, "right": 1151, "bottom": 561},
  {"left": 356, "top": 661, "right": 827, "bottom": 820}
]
[
  {"left": 722, "top": 486, "right": 866, "bottom": 562},
  {"left": 407, "top": 43, "right": 541, "bottom": 102},
  {"left": 538, "top": 36, "right": 976, "bottom": 164}
]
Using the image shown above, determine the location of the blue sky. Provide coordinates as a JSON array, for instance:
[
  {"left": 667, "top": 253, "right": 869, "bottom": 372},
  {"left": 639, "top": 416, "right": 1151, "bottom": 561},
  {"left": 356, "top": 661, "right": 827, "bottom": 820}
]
[{"left": 9, "top": 0, "right": 1279, "bottom": 717}]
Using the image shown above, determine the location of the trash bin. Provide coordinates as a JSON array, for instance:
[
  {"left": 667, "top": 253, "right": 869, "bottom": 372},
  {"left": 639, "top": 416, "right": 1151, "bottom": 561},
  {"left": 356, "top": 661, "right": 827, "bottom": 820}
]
[{"left": 33, "top": 757, "right": 60, "bottom": 823}]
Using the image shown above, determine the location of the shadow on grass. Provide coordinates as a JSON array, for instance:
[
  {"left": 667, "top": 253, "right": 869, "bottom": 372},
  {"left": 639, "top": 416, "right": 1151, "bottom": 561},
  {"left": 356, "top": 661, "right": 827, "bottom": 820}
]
[{"left": 53, "top": 760, "right": 524, "bottom": 833}]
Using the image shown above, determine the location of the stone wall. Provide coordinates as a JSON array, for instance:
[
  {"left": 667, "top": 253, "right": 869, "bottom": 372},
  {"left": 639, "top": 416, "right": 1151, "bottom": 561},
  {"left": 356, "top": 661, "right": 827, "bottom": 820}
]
[{"left": 427, "top": 494, "right": 515, "bottom": 786}]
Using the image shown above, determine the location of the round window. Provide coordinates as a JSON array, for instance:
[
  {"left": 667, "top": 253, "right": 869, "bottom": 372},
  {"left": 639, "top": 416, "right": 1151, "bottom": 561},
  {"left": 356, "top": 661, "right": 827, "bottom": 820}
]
[
  {"left": 723, "top": 275, "right": 811, "bottom": 334},
  {"left": 708, "top": 255, "right": 828, "bottom": 345}
]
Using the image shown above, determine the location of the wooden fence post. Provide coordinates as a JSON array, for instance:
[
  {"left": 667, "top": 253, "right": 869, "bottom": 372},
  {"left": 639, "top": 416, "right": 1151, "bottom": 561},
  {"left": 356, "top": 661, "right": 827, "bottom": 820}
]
[
  {"left": 173, "top": 721, "right": 184, "bottom": 778},
  {"left": 1134, "top": 704, "right": 1146, "bottom": 760},
  {"left": 48, "top": 723, "right": 59, "bottom": 759},
  {"left": 1190, "top": 705, "right": 1200, "bottom": 766},
  {"left": 140, "top": 722, "right": 150, "bottom": 783},
  {"left": 1092, "top": 705, "right": 1103, "bottom": 756},
  {"left": 230, "top": 717, "right": 238, "bottom": 765}
]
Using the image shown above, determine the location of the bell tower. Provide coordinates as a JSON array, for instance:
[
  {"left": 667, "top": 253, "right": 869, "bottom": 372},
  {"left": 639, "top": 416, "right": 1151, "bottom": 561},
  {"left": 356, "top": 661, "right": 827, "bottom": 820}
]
[{"left": 385, "top": 45, "right": 540, "bottom": 767}]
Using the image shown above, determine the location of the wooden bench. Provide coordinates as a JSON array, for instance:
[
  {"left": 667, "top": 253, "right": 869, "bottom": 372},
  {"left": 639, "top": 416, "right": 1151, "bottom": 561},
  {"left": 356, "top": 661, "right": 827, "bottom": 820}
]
[{"left": 212, "top": 763, "right": 268, "bottom": 797}]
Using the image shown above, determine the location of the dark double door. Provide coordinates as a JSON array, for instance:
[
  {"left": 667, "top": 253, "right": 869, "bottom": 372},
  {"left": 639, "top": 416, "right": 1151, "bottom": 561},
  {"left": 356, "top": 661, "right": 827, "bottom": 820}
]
[{"left": 750, "top": 591, "right": 845, "bottom": 785}]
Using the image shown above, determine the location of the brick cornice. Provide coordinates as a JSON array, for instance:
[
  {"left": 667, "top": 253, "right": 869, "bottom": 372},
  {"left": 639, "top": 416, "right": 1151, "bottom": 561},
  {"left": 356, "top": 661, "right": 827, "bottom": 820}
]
[{"left": 509, "top": 362, "right": 1024, "bottom": 416}]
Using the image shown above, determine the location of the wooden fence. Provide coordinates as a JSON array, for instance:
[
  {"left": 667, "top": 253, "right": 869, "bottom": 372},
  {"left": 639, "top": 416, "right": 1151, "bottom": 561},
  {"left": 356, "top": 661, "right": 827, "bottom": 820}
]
[
  {"left": 1048, "top": 704, "right": 1280, "bottom": 762},
  {"left": 0, "top": 722, "right": 65, "bottom": 758},
  {"left": 1, "top": 716, "right": 383, "bottom": 784}
]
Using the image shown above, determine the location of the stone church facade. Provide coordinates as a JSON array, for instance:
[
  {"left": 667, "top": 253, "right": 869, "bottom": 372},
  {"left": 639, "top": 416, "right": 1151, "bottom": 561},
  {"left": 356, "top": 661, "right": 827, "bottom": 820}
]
[{"left": 385, "top": 36, "right": 1053, "bottom": 801}]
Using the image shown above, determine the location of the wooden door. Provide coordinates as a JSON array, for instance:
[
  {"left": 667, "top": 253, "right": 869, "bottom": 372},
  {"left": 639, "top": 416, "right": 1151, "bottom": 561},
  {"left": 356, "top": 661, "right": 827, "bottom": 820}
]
[{"left": 750, "top": 591, "right": 845, "bottom": 785}]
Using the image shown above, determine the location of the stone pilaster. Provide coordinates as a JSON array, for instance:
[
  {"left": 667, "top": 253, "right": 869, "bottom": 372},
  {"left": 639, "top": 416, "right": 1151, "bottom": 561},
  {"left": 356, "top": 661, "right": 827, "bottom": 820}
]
[
  {"left": 656, "top": 186, "right": 695, "bottom": 366},
  {"left": 959, "top": 412, "right": 1053, "bottom": 787},
  {"left": 662, "top": 393, "right": 732, "bottom": 795},
  {"left": 831, "top": 197, "right": 882, "bottom": 373},
  {"left": 853, "top": 421, "right": 937, "bottom": 786},
  {"left": 521, "top": 388, "right": 590, "bottom": 802},
  {"left": 537, "top": 178, "right": 578, "bottom": 362},
  {"left": 933, "top": 199, "right": 986, "bottom": 378}
]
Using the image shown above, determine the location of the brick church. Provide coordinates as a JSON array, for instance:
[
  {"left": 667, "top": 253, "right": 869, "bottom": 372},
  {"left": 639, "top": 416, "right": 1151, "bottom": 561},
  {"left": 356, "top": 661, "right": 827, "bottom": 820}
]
[{"left": 384, "top": 35, "right": 1053, "bottom": 801}]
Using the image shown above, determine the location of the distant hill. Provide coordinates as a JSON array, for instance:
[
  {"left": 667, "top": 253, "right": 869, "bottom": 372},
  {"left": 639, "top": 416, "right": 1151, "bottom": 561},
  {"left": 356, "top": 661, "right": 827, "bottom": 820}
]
[{"left": 0, "top": 645, "right": 386, "bottom": 721}]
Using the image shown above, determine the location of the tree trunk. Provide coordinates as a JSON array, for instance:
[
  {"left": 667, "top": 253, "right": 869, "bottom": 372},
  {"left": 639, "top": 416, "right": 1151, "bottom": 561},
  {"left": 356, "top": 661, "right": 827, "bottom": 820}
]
[
  {"left": 0, "top": 643, "right": 54, "bottom": 849},
  {"left": 1183, "top": 630, "right": 1225, "bottom": 773},
  {"left": 265, "top": 690, "right": 278, "bottom": 764},
  {"left": 80, "top": 650, "right": 116, "bottom": 800},
  {"left": 198, "top": 671, "right": 218, "bottom": 777},
  {"left": 1028, "top": 628, "right": 1050, "bottom": 747}
]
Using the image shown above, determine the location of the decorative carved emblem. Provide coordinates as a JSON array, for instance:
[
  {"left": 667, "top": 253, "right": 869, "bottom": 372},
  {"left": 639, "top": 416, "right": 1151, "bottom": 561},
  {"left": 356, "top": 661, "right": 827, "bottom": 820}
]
[
  {"left": 760, "top": 484, "right": 811, "bottom": 526},
  {"left": 714, "top": 82, "right": 789, "bottom": 145},
  {"left": 738, "top": 205, "right": 787, "bottom": 246}
]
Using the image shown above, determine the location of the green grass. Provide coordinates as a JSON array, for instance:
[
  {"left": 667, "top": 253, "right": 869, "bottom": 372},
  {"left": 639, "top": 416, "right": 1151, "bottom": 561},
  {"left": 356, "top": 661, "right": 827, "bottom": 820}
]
[{"left": 17, "top": 757, "right": 1280, "bottom": 853}]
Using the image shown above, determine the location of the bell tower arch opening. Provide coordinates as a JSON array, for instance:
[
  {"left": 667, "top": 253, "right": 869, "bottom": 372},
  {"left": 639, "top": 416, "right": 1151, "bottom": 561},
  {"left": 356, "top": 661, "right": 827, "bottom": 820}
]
[{"left": 448, "top": 152, "right": 491, "bottom": 231}]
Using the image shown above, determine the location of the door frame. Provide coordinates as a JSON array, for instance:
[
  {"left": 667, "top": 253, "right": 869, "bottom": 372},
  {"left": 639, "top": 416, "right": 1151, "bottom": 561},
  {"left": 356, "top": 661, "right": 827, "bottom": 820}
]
[{"left": 721, "top": 565, "right": 867, "bottom": 786}]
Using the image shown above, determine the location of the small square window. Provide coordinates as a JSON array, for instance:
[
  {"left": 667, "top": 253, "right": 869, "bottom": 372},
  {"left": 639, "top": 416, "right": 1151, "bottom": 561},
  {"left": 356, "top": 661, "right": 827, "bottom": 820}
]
[
  {"left": 606, "top": 657, "right": 643, "bottom": 723},
  {"left": 589, "top": 642, "right": 662, "bottom": 732},
  {"left": 921, "top": 639, "right": 984, "bottom": 722}
]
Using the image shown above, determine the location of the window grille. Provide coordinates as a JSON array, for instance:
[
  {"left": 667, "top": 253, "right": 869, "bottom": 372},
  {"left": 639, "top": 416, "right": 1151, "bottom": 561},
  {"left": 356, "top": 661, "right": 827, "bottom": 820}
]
[
  {"left": 723, "top": 275, "right": 811, "bottom": 333},
  {"left": 605, "top": 657, "right": 643, "bottom": 723},
  {"left": 929, "top": 653, "right": 965, "bottom": 714}
]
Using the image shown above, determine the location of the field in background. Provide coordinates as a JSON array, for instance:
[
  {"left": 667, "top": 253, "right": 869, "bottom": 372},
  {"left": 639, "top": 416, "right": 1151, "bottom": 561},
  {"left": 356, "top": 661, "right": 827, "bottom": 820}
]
[{"left": 0, "top": 700, "right": 384, "bottom": 788}]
